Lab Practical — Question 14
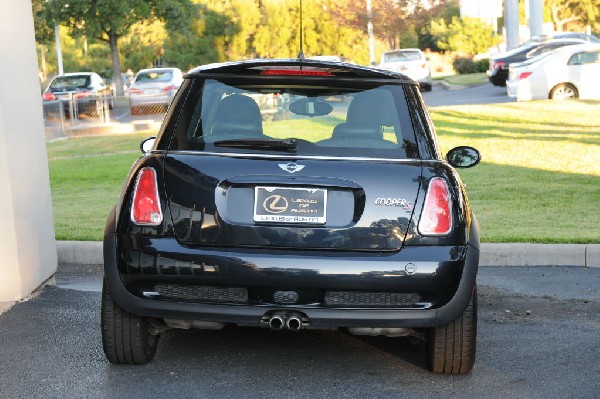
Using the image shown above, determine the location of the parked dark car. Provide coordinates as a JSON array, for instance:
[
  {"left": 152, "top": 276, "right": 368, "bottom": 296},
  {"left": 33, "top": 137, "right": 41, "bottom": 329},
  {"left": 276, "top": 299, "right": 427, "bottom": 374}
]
[
  {"left": 488, "top": 38, "right": 586, "bottom": 86},
  {"left": 101, "top": 59, "right": 481, "bottom": 374},
  {"left": 42, "top": 72, "right": 113, "bottom": 116}
]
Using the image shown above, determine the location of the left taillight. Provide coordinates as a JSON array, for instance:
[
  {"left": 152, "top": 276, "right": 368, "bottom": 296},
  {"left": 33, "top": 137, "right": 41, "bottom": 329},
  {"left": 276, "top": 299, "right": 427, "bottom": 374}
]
[
  {"left": 42, "top": 92, "right": 56, "bottom": 101},
  {"left": 418, "top": 177, "right": 453, "bottom": 236},
  {"left": 517, "top": 71, "right": 532, "bottom": 80},
  {"left": 130, "top": 167, "right": 163, "bottom": 226}
]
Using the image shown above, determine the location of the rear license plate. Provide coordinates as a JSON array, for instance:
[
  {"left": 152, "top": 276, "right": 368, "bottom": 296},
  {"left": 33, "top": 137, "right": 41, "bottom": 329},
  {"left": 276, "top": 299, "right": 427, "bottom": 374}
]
[{"left": 254, "top": 186, "right": 327, "bottom": 224}]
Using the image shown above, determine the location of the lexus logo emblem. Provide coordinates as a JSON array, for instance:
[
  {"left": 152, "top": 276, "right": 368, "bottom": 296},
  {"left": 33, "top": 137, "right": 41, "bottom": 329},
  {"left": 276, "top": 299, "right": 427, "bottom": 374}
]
[
  {"left": 263, "top": 195, "right": 288, "bottom": 213},
  {"left": 278, "top": 163, "right": 305, "bottom": 174}
]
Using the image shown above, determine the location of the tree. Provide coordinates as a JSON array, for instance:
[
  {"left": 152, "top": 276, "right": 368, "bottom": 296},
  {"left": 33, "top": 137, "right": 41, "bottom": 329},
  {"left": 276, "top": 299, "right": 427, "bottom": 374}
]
[
  {"left": 331, "top": 0, "right": 420, "bottom": 50},
  {"left": 120, "top": 21, "right": 168, "bottom": 72},
  {"left": 431, "top": 16, "right": 501, "bottom": 56},
  {"left": 413, "top": 0, "right": 460, "bottom": 50},
  {"left": 544, "top": 0, "right": 599, "bottom": 32},
  {"left": 45, "top": 0, "right": 193, "bottom": 96},
  {"left": 163, "top": 2, "right": 234, "bottom": 68}
]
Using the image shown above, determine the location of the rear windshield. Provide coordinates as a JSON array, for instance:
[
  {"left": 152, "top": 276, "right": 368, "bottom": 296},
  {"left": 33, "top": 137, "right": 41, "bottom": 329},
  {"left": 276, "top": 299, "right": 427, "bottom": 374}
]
[
  {"left": 383, "top": 51, "right": 422, "bottom": 62},
  {"left": 50, "top": 76, "right": 91, "bottom": 89},
  {"left": 135, "top": 70, "right": 173, "bottom": 83},
  {"left": 168, "top": 78, "right": 418, "bottom": 159}
]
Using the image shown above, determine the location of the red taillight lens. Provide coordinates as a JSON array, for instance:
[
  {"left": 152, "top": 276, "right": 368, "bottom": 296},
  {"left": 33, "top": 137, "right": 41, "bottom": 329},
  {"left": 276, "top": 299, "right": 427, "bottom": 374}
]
[
  {"left": 129, "top": 88, "right": 142, "bottom": 94},
  {"left": 161, "top": 85, "right": 176, "bottom": 92},
  {"left": 493, "top": 61, "right": 505, "bottom": 70},
  {"left": 518, "top": 72, "right": 532, "bottom": 80},
  {"left": 74, "top": 89, "right": 91, "bottom": 99},
  {"left": 260, "top": 69, "right": 334, "bottom": 76},
  {"left": 418, "top": 177, "right": 453, "bottom": 236},
  {"left": 131, "top": 168, "right": 163, "bottom": 225},
  {"left": 42, "top": 92, "right": 56, "bottom": 101}
]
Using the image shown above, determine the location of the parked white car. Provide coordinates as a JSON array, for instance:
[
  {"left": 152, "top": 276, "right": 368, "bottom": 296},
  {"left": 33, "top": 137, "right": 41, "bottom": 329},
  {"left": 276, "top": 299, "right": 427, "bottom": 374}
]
[
  {"left": 506, "top": 43, "right": 600, "bottom": 101},
  {"left": 379, "top": 49, "right": 432, "bottom": 91}
]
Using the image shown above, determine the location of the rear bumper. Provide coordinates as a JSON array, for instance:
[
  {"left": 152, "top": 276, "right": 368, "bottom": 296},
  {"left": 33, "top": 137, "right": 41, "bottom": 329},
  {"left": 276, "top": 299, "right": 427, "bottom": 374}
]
[
  {"left": 104, "top": 233, "right": 479, "bottom": 328},
  {"left": 487, "top": 68, "right": 508, "bottom": 86},
  {"left": 129, "top": 93, "right": 173, "bottom": 107}
]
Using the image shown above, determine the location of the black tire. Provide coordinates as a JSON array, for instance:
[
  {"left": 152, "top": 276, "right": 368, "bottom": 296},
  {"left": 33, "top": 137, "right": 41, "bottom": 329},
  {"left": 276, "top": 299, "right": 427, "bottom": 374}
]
[
  {"left": 427, "top": 286, "right": 477, "bottom": 374},
  {"left": 549, "top": 83, "right": 578, "bottom": 100},
  {"left": 101, "top": 279, "right": 159, "bottom": 364}
]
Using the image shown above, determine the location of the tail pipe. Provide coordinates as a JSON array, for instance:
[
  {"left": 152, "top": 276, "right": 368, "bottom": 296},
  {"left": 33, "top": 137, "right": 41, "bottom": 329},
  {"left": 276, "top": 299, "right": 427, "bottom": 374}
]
[
  {"left": 268, "top": 314, "right": 285, "bottom": 330},
  {"left": 286, "top": 315, "right": 302, "bottom": 331}
]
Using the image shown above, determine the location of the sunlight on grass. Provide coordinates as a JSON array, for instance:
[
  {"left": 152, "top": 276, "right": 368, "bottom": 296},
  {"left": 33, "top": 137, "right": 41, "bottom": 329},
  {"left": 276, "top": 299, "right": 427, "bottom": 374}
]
[
  {"left": 431, "top": 101, "right": 600, "bottom": 176},
  {"left": 47, "top": 100, "right": 600, "bottom": 242}
]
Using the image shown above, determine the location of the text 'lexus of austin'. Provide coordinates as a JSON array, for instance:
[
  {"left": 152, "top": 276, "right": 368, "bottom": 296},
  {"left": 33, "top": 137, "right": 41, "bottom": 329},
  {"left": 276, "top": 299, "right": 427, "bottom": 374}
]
[{"left": 101, "top": 58, "right": 481, "bottom": 374}]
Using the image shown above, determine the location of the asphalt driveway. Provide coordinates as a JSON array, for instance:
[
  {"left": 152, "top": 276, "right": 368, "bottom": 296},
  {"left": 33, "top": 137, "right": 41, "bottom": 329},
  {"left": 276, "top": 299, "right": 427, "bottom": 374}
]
[{"left": 1, "top": 265, "right": 599, "bottom": 398}]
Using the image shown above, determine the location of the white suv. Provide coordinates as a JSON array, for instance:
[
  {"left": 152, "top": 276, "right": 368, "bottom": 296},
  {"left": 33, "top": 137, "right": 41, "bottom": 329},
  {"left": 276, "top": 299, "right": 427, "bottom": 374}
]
[{"left": 380, "top": 49, "right": 432, "bottom": 91}]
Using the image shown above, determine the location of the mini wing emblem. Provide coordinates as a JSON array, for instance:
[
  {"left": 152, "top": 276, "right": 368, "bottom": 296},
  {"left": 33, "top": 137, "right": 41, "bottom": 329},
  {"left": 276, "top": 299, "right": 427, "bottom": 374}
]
[{"left": 278, "top": 162, "right": 305, "bottom": 174}]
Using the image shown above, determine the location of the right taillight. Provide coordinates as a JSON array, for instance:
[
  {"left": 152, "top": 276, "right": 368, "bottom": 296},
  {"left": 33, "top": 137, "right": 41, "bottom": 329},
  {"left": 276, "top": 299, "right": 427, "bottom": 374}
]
[
  {"left": 418, "top": 177, "right": 453, "bottom": 236},
  {"left": 130, "top": 167, "right": 163, "bottom": 226}
]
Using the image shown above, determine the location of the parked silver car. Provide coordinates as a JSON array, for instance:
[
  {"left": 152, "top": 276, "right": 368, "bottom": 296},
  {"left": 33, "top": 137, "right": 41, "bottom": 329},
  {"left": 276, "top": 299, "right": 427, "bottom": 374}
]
[{"left": 129, "top": 67, "right": 183, "bottom": 115}]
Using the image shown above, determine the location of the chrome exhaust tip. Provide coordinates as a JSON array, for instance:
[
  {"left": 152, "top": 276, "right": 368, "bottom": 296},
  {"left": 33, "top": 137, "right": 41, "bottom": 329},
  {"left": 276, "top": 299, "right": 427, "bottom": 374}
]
[
  {"left": 268, "top": 314, "right": 285, "bottom": 330},
  {"left": 286, "top": 315, "right": 302, "bottom": 331}
]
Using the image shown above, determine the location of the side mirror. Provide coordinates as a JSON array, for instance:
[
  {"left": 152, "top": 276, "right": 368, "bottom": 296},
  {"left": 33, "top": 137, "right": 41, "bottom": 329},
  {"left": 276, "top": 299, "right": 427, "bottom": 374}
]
[
  {"left": 446, "top": 146, "right": 481, "bottom": 168},
  {"left": 140, "top": 136, "right": 156, "bottom": 154}
]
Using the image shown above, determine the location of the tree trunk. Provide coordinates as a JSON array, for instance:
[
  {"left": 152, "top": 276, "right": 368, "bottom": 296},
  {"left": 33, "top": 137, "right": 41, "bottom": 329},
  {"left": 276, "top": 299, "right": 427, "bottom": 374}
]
[{"left": 109, "top": 32, "right": 124, "bottom": 97}]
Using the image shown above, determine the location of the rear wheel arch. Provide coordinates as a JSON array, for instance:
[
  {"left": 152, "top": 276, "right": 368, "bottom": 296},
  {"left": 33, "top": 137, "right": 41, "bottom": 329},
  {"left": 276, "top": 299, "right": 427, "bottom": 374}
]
[
  {"left": 427, "top": 285, "right": 477, "bottom": 374},
  {"left": 549, "top": 83, "right": 578, "bottom": 100}
]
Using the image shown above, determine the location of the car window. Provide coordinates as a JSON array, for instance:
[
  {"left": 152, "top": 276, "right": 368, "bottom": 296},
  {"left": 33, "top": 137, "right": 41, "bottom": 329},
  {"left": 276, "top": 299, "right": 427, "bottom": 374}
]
[
  {"left": 135, "top": 71, "right": 173, "bottom": 83},
  {"left": 169, "top": 78, "right": 418, "bottom": 159},
  {"left": 383, "top": 51, "right": 422, "bottom": 62},
  {"left": 568, "top": 51, "right": 600, "bottom": 65},
  {"left": 50, "top": 76, "right": 91, "bottom": 89}
]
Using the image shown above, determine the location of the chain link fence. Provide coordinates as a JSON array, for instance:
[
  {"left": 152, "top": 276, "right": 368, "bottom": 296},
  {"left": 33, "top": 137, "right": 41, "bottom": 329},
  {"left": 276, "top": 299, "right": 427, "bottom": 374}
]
[{"left": 43, "top": 94, "right": 167, "bottom": 140}]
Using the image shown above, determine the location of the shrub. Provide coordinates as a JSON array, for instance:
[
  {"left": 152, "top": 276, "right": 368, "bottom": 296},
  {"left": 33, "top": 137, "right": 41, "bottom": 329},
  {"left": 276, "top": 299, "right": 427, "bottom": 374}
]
[{"left": 453, "top": 57, "right": 489, "bottom": 74}]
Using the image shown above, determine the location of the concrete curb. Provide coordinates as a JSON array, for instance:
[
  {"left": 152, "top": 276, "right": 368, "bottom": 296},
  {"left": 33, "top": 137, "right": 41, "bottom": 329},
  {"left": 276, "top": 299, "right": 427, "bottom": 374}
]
[
  {"left": 439, "top": 80, "right": 468, "bottom": 91},
  {"left": 56, "top": 241, "right": 600, "bottom": 268}
]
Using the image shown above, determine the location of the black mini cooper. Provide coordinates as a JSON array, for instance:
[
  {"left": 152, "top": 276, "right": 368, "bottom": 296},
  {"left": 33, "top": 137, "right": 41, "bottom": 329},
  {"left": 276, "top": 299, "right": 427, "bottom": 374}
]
[{"left": 101, "top": 59, "right": 481, "bottom": 374}]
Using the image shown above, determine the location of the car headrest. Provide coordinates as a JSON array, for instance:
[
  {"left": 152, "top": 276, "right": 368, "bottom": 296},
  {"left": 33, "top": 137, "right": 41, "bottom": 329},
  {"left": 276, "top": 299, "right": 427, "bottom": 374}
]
[
  {"left": 212, "top": 94, "right": 263, "bottom": 135},
  {"left": 346, "top": 89, "right": 397, "bottom": 127}
]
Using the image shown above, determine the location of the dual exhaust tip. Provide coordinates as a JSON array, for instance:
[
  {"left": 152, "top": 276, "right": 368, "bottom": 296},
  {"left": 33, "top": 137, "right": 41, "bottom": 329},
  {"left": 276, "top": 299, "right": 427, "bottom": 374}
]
[{"left": 268, "top": 313, "right": 303, "bottom": 331}]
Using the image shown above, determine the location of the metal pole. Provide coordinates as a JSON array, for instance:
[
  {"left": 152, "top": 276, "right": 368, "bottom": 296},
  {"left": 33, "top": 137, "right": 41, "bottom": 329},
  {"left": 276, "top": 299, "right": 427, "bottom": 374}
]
[
  {"left": 367, "top": 0, "right": 375, "bottom": 65},
  {"left": 54, "top": 25, "right": 63, "bottom": 75},
  {"left": 504, "top": 0, "right": 520, "bottom": 50},
  {"left": 528, "top": 0, "right": 544, "bottom": 38}
]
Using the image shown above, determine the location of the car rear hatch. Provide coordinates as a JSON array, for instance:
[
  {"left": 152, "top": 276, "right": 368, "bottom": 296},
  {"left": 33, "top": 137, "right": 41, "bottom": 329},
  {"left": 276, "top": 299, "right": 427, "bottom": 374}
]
[
  {"left": 163, "top": 154, "right": 422, "bottom": 251},
  {"left": 161, "top": 63, "right": 423, "bottom": 252}
]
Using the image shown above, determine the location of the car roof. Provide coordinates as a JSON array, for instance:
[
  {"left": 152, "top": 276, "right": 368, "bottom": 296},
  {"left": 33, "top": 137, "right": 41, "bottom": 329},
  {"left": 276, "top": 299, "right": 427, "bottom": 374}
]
[
  {"left": 548, "top": 42, "right": 600, "bottom": 54},
  {"left": 138, "top": 67, "right": 180, "bottom": 73},
  {"left": 514, "top": 43, "right": 600, "bottom": 68},
  {"left": 55, "top": 72, "right": 97, "bottom": 77},
  {"left": 185, "top": 58, "right": 414, "bottom": 83},
  {"left": 383, "top": 48, "right": 422, "bottom": 53}
]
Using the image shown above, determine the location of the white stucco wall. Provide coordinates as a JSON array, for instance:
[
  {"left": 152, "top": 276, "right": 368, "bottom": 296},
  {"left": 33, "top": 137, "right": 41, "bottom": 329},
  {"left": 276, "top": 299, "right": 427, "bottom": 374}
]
[{"left": 0, "top": 0, "right": 57, "bottom": 301}]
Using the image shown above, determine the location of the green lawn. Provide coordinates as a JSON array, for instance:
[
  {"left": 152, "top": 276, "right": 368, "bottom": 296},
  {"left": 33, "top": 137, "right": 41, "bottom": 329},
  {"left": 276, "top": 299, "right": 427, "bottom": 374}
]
[
  {"left": 48, "top": 100, "right": 600, "bottom": 242},
  {"left": 435, "top": 73, "right": 488, "bottom": 86}
]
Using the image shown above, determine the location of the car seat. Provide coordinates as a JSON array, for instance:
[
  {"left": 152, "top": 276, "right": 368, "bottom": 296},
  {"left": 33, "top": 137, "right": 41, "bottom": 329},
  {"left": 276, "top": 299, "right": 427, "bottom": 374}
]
[
  {"left": 211, "top": 94, "right": 264, "bottom": 137},
  {"left": 326, "top": 89, "right": 399, "bottom": 147}
]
